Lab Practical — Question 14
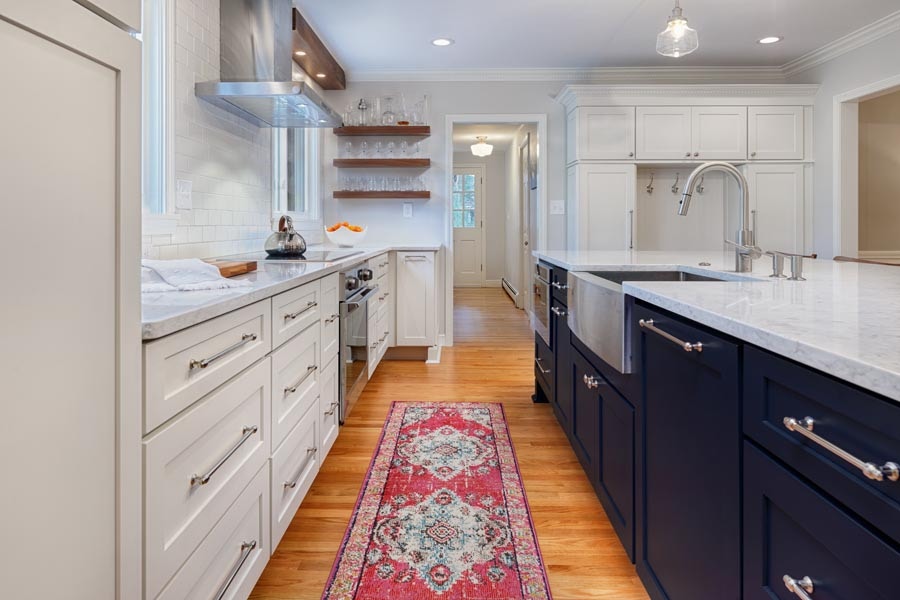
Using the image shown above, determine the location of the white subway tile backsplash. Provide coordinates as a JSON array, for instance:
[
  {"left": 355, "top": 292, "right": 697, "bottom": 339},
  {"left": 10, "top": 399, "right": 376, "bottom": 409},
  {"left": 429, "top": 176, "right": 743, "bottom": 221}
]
[{"left": 143, "top": 0, "right": 275, "bottom": 260}]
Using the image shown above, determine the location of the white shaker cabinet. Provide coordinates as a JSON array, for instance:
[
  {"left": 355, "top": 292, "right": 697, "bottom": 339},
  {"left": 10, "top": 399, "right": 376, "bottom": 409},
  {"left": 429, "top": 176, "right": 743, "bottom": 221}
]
[
  {"left": 0, "top": 2, "right": 141, "bottom": 598},
  {"left": 635, "top": 106, "right": 692, "bottom": 160},
  {"left": 568, "top": 164, "right": 637, "bottom": 251},
  {"left": 748, "top": 106, "right": 804, "bottom": 160},
  {"left": 568, "top": 107, "right": 636, "bottom": 161},
  {"left": 396, "top": 252, "right": 437, "bottom": 347},
  {"left": 691, "top": 106, "right": 747, "bottom": 161},
  {"left": 745, "top": 164, "right": 806, "bottom": 254}
]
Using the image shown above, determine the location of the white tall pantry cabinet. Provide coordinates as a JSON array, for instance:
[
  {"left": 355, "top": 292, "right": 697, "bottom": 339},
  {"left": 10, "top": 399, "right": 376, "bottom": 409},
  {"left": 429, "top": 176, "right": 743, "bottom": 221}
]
[
  {"left": 0, "top": 1, "right": 142, "bottom": 599},
  {"left": 557, "top": 85, "right": 817, "bottom": 254}
]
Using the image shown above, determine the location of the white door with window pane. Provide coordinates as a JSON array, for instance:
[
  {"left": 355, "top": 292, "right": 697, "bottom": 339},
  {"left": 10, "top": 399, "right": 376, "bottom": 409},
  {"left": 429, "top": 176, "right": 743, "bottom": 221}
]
[{"left": 453, "top": 167, "right": 484, "bottom": 287}]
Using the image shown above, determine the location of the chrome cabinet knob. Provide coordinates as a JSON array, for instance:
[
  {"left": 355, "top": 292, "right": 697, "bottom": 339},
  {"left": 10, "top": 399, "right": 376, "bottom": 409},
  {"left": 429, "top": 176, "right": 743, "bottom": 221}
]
[
  {"left": 693, "top": 152, "right": 699, "bottom": 157},
  {"left": 551, "top": 306, "right": 567, "bottom": 317},
  {"left": 583, "top": 374, "right": 600, "bottom": 390},
  {"left": 628, "top": 152, "right": 634, "bottom": 157},
  {"left": 783, "top": 575, "right": 814, "bottom": 600},
  {"left": 685, "top": 152, "right": 691, "bottom": 157}
]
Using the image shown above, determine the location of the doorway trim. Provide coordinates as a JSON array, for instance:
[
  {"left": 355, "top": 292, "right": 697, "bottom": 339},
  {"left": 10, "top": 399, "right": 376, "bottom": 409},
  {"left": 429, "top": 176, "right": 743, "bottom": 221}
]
[
  {"left": 443, "top": 113, "right": 548, "bottom": 347},
  {"left": 452, "top": 163, "right": 487, "bottom": 287},
  {"left": 832, "top": 73, "right": 900, "bottom": 257}
]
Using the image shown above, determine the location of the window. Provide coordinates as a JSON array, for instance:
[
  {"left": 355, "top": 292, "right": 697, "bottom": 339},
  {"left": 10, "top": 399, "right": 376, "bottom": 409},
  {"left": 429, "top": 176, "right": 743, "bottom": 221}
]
[
  {"left": 141, "top": 0, "right": 171, "bottom": 216},
  {"left": 274, "top": 128, "right": 321, "bottom": 222},
  {"left": 452, "top": 173, "right": 477, "bottom": 228}
]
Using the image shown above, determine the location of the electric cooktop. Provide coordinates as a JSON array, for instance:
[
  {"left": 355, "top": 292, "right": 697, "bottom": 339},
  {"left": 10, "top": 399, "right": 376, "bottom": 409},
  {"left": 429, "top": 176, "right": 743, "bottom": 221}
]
[{"left": 223, "top": 249, "right": 364, "bottom": 263}]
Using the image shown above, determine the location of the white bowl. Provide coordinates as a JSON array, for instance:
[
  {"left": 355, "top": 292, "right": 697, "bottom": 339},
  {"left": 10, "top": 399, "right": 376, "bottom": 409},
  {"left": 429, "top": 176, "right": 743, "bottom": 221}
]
[{"left": 324, "top": 225, "right": 368, "bottom": 247}]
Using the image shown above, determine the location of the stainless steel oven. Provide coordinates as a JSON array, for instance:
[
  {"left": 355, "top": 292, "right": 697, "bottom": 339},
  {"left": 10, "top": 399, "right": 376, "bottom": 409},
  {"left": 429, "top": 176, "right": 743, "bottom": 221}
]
[
  {"left": 339, "top": 265, "right": 377, "bottom": 424},
  {"left": 532, "top": 261, "right": 551, "bottom": 344}
]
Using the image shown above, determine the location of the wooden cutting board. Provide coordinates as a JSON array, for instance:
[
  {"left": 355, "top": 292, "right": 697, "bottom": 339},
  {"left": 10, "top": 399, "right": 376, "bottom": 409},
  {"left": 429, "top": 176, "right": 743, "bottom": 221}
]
[{"left": 203, "top": 259, "right": 257, "bottom": 278}]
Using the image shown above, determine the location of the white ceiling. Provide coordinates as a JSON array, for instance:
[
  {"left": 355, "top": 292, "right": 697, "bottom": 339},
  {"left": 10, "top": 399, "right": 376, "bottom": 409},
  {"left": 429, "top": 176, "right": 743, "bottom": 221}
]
[
  {"left": 452, "top": 124, "right": 523, "bottom": 153},
  {"left": 295, "top": 1, "right": 899, "bottom": 72}
]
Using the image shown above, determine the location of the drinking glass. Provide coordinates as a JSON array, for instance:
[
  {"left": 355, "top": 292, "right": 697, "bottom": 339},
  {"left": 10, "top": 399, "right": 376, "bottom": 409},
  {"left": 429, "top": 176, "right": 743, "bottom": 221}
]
[
  {"left": 386, "top": 142, "right": 396, "bottom": 156},
  {"left": 381, "top": 96, "right": 396, "bottom": 125},
  {"left": 373, "top": 141, "right": 383, "bottom": 157},
  {"left": 343, "top": 141, "right": 354, "bottom": 158},
  {"left": 399, "top": 141, "right": 409, "bottom": 156},
  {"left": 359, "top": 141, "right": 369, "bottom": 158}
]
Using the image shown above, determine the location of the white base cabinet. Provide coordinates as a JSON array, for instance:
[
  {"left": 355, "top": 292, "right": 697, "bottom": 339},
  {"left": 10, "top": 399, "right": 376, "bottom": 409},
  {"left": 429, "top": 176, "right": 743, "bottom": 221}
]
[{"left": 396, "top": 252, "right": 437, "bottom": 347}]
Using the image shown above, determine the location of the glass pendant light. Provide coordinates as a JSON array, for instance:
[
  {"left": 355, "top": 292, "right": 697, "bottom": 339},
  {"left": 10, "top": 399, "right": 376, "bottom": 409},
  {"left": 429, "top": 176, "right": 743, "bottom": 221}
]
[
  {"left": 471, "top": 136, "right": 493, "bottom": 157},
  {"left": 656, "top": 0, "right": 699, "bottom": 58}
]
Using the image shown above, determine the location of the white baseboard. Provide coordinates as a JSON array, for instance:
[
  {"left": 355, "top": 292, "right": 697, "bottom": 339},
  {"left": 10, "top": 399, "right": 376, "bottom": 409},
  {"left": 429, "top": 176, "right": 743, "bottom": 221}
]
[
  {"left": 484, "top": 279, "right": 502, "bottom": 288},
  {"left": 859, "top": 250, "right": 900, "bottom": 264}
]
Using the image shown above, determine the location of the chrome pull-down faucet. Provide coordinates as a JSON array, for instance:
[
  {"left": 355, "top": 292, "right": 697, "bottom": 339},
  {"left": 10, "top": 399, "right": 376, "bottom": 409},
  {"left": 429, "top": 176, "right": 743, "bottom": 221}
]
[{"left": 678, "top": 161, "right": 756, "bottom": 273}]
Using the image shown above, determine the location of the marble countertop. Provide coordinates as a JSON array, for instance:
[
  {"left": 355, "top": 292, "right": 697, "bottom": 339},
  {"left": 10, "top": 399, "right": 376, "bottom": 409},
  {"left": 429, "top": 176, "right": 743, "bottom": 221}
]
[
  {"left": 535, "top": 249, "right": 900, "bottom": 401},
  {"left": 142, "top": 244, "right": 441, "bottom": 340}
]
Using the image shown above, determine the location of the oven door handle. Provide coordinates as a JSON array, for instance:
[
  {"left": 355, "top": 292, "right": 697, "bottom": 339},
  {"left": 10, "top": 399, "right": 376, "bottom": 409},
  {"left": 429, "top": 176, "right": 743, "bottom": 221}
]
[{"left": 344, "top": 285, "right": 380, "bottom": 313}]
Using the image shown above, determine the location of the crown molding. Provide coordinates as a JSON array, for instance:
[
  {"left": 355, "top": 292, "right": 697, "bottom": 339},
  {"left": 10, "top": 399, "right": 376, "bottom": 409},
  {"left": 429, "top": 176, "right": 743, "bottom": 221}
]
[
  {"left": 555, "top": 83, "right": 820, "bottom": 111},
  {"left": 782, "top": 10, "right": 900, "bottom": 77},
  {"left": 346, "top": 65, "right": 786, "bottom": 84}
]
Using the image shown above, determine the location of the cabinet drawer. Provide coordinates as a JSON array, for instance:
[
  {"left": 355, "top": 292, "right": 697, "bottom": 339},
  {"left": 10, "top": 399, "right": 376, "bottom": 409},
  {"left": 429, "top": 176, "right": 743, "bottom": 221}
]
[
  {"left": 375, "top": 286, "right": 392, "bottom": 319},
  {"left": 271, "top": 402, "right": 320, "bottom": 549},
  {"left": 271, "top": 323, "right": 320, "bottom": 452},
  {"left": 271, "top": 279, "right": 321, "bottom": 349},
  {"left": 535, "top": 332, "right": 554, "bottom": 402},
  {"left": 321, "top": 273, "right": 340, "bottom": 363},
  {"left": 155, "top": 464, "right": 270, "bottom": 600},
  {"left": 743, "top": 442, "right": 899, "bottom": 600},
  {"left": 744, "top": 347, "right": 900, "bottom": 541},
  {"left": 376, "top": 308, "right": 390, "bottom": 357},
  {"left": 319, "top": 357, "right": 340, "bottom": 458},
  {"left": 144, "top": 359, "right": 271, "bottom": 599},
  {"left": 371, "top": 252, "right": 390, "bottom": 280},
  {"left": 550, "top": 265, "right": 568, "bottom": 305},
  {"left": 143, "top": 301, "right": 270, "bottom": 433}
]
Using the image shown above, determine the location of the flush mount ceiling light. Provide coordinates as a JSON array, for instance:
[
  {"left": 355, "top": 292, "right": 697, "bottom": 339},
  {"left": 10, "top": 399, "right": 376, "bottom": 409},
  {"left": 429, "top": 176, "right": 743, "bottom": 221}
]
[
  {"left": 294, "top": 50, "right": 307, "bottom": 56},
  {"left": 471, "top": 136, "right": 493, "bottom": 157},
  {"left": 316, "top": 73, "right": 326, "bottom": 78},
  {"left": 758, "top": 36, "right": 783, "bottom": 44},
  {"left": 431, "top": 38, "right": 455, "bottom": 47},
  {"left": 656, "top": 0, "right": 699, "bottom": 58}
]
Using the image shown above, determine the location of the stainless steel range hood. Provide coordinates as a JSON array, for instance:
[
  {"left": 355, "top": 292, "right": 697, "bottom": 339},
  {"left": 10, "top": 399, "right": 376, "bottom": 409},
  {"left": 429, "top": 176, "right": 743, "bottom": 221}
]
[{"left": 195, "top": 0, "right": 341, "bottom": 128}]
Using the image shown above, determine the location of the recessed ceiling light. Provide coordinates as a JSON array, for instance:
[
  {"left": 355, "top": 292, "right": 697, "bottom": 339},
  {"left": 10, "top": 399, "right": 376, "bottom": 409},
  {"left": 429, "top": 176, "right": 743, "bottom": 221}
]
[
  {"left": 294, "top": 50, "right": 307, "bottom": 56},
  {"left": 431, "top": 38, "right": 454, "bottom": 47},
  {"left": 758, "top": 36, "right": 783, "bottom": 44},
  {"left": 316, "top": 73, "right": 326, "bottom": 78}
]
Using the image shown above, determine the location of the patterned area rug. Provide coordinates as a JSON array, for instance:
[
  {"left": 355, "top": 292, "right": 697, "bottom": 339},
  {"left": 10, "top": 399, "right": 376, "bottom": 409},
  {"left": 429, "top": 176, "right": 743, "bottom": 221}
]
[{"left": 322, "top": 402, "right": 552, "bottom": 600}]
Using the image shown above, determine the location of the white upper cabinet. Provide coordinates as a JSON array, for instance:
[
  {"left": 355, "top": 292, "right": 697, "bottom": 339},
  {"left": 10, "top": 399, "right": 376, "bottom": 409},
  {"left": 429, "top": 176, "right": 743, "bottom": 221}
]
[
  {"left": 691, "top": 106, "right": 747, "bottom": 161},
  {"left": 568, "top": 163, "right": 637, "bottom": 251},
  {"left": 635, "top": 107, "right": 692, "bottom": 160},
  {"left": 748, "top": 106, "right": 804, "bottom": 160},
  {"left": 569, "top": 107, "right": 636, "bottom": 161},
  {"left": 745, "top": 164, "right": 805, "bottom": 254}
]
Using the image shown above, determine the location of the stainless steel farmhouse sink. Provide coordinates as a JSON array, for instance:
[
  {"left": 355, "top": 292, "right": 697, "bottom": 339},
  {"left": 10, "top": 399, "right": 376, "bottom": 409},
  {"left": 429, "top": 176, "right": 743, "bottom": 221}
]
[{"left": 567, "top": 268, "right": 752, "bottom": 374}]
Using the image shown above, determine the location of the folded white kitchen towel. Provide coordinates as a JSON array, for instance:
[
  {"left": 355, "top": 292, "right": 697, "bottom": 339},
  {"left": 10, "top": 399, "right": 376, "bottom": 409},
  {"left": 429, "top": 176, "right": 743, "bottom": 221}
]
[{"left": 141, "top": 259, "right": 253, "bottom": 293}]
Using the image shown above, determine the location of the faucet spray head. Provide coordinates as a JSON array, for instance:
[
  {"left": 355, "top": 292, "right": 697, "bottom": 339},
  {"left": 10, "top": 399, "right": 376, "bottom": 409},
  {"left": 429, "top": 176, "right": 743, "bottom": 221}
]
[{"left": 678, "top": 192, "right": 692, "bottom": 216}]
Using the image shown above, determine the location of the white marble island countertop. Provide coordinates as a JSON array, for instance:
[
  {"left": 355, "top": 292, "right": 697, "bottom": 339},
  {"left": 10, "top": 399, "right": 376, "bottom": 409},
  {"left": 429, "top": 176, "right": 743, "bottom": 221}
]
[
  {"left": 142, "top": 244, "right": 440, "bottom": 340},
  {"left": 535, "top": 250, "right": 900, "bottom": 401}
]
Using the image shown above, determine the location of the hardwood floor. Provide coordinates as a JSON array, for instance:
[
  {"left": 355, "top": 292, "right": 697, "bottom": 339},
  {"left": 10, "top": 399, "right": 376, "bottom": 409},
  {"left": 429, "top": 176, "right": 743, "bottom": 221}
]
[{"left": 251, "top": 288, "right": 648, "bottom": 599}]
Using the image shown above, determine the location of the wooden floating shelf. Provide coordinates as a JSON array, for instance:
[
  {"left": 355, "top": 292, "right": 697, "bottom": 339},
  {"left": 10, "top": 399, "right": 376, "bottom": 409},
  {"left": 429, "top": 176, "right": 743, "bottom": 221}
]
[
  {"left": 333, "top": 191, "right": 431, "bottom": 199},
  {"left": 333, "top": 126, "right": 431, "bottom": 137},
  {"left": 333, "top": 158, "right": 431, "bottom": 168}
]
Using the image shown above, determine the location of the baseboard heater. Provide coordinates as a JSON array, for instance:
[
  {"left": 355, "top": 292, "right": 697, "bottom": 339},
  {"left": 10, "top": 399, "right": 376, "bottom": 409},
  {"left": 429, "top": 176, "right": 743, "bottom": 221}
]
[{"left": 501, "top": 278, "right": 519, "bottom": 302}]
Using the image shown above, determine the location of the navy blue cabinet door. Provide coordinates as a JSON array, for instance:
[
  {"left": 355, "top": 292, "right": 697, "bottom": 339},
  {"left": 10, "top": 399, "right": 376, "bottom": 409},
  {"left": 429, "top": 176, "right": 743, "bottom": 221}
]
[
  {"left": 743, "top": 442, "right": 900, "bottom": 600},
  {"left": 571, "top": 348, "right": 601, "bottom": 483},
  {"left": 634, "top": 304, "right": 741, "bottom": 600},
  {"left": 551, "top": 297, "right": 573, "bottom": 433}
]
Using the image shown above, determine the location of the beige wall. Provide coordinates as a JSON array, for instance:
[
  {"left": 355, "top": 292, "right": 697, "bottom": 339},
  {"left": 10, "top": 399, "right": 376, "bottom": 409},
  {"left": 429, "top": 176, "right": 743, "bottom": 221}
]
[{"left": 859, "top": 88, "right": 900, "bottom": 252}]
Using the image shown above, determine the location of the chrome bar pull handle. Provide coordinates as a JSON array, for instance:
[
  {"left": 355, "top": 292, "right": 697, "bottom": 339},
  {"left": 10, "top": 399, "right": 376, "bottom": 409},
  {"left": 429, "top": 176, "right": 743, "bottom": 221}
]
[
  {"left": 191, "top": 425, "right": 258, "bottom": 487},
  {"left": 325, "top": 313, "right": 339, "bottom": 324},
  {"left": 551, "top": 281, "right": 568, "bottom": 290},
  {"left": 213, "top": 540, "right": 258, "bottom": 600},
  {"left": 534, "top": 357, "right": 551, "bottom": 376},
  {"left": 551, "top": 306, "right": 567, "bottom": 317},
  {"left": 285, "top": 301, "right": 318, "bottom": 321},
  {"left": 283, "top": 447, "right": 317, "bottom": 489},
  {"left": 638, "top": 319, "right": 703, "bottom": 353},
  {"left": 189, "top": 333, "right": 257, "bottom": 370},
  {"left": 325, "top": 401, "right": 339, "bottom": 416},
  {"left": 583, "top": 374, "right": 601, "bottom": 389},
  {"left": 783, "top": 575, "right": 814, "bottom": 600},
  {"left": 783, "top": 417, "right": 900, "bottom": 482},
  {"left": 284, "top": 365, "right": 317, "bottom": 396}
]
